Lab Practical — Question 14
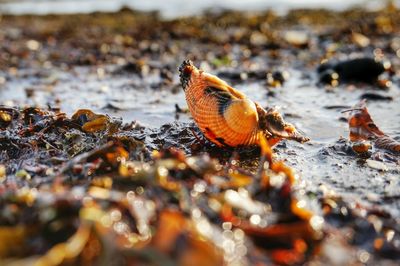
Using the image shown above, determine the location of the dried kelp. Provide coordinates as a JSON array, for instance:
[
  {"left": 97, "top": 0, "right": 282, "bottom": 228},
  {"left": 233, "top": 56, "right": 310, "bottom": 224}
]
[{"left": 0, "top": 107, "right": 399, "bottom": 265}]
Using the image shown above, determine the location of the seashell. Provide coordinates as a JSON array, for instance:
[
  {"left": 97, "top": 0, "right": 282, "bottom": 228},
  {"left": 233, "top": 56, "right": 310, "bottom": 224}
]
[
  {"left": 179, "top": 60, "right": 309, "bottom": 147},
  {"left": 346, "top": 100, "right": 400, "bottom": 154}
]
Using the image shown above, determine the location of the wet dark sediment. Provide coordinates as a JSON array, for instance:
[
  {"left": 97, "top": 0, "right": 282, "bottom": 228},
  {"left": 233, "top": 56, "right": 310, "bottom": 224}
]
[{"left": 0, "top": 6, "right": 400, "bottom": 265}]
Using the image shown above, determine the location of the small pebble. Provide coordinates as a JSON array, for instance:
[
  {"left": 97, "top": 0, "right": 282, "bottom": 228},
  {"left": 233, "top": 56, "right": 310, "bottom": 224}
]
[{"left": 366, "top": 159, "right": 388, "bottom": 171}]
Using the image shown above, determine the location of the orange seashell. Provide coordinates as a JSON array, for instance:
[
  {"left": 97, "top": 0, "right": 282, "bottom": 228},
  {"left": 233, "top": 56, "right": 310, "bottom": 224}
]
[
  {"left": 179, "top": 60, "right": 309, "bottom": 147},
  {"left": 346, "top": 100, "right": 400, "bottom": 153}
]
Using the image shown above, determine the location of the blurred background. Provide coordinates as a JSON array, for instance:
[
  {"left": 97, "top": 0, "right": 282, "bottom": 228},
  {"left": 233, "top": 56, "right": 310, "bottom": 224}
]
[{"left": 0, "top": 0, "right": 399, "bottom": 18}]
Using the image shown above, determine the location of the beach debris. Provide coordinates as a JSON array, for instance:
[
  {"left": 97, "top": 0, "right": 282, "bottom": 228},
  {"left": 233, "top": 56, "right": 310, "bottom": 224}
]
[
  {"left": 283, "top": 30, "right": 310, "bottom": 48},
  {"left": 318, "top": 58, "right": 392, "bottom": 86},
  {"left": 351, "top": 32, "right": 370, "bottom": 48},
  {"left": 345, "top": 100, "right": 400, "bottom": 154}
]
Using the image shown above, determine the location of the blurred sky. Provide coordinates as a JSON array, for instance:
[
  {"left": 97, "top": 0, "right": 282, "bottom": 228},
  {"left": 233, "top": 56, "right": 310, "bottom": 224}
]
[{"left": 0, "top": 0, "right": 398, "bottom": 18}]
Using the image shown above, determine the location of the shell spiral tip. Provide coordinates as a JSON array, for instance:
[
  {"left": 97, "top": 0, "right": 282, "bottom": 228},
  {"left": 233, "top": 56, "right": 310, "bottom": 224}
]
[{"left": 179, "top": 60, "right": 194, "bottom": 90}]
